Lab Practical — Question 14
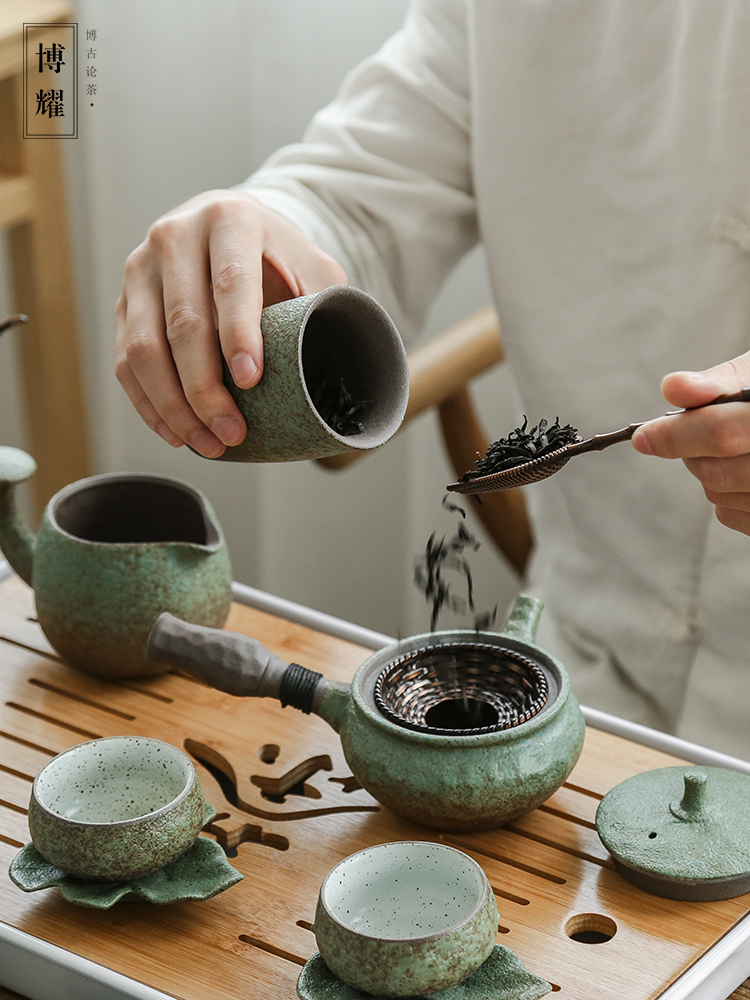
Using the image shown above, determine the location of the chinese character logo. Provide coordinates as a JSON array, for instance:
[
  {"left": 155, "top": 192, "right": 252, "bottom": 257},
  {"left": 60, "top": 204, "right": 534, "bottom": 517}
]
[
  {"left": 37, "top": 42, "right": 65, "bottom": 73},
  {"left": 36, "top": 89, "right": 64, "bottom": 117},
  {"left": 24, "top": 22, "right": 78, "bottom": 137}
]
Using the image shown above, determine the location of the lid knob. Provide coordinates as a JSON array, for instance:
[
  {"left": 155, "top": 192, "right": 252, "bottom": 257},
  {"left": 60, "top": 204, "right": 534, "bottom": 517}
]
[{"left": 669, "top": 768, "right": 711, "bottom": 823}]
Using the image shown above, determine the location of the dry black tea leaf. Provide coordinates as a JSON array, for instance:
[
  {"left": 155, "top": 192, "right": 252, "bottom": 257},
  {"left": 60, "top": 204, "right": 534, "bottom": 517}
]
[
  {"left": 312, "top": 373, "right": 371, "bottom": 436},
  {"left": 414, "top": 498, "right": 497, "bottom": 631},
  {"left": 462, "top": 416, "right": 579, "bottom": 480}
]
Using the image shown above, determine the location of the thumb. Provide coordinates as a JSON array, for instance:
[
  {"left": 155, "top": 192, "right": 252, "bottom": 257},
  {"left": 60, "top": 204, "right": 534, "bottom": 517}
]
[{"left": 660, "top": 355, "right": 750, "bottom": 409}]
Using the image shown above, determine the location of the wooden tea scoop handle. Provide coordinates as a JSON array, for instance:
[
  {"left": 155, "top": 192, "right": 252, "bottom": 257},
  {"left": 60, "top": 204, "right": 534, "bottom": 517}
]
[
  {"left": 147, "top": 613, "right": 328, "bottom": 713},
  {"left": 569, "top": 386, "right": 750, "bottom": 457},
  {"left": 448, "top": 386, "right": 750, "bottom": 494}
]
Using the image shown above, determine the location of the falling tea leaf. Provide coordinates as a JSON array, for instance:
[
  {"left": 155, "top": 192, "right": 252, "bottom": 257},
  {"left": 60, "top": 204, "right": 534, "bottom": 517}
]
[{"left": 414, "top": 497, "right": 497, "bottom": 631}]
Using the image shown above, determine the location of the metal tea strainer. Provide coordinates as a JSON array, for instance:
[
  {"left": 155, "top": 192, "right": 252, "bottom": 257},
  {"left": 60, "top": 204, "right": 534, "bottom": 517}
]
[
  {"left": 373, "top": 641, "right": 549, "bottom": 736},
  {"left": 447, "top": 387, "right": 750, "bottom": 496}
]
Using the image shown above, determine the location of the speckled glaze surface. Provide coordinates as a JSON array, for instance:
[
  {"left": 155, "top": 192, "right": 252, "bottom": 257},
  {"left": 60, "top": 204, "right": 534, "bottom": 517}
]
[
  {"left": 319, "top": 596, "right": 586, "bottom": 832},
  {"left": 297, "top": 946, "right": 552, "bottom": 1000},
  {"left": 596, "top": 765, "right": 750, "bottom": 900},
  {"left": 312, "top": 842, "right": 498, "bottom": 998},
  {"left": 27, "top": 737, "right": 207, "bottom": 881},
  {"left": 9, "top": 835, "right": 242, "bottom": 908},
  {"left": 212, "top": 285, "right": 409, "bottom": 462},
  {"left": 0, "top": 448, "right": 232, "bottom": 677}
]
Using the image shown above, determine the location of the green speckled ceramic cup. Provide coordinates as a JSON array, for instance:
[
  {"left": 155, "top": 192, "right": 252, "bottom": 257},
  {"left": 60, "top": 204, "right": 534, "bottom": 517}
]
[
  {"left": 212, "top": 285, "right": 409, "bottom": 462},
  {"left": 27, "top": 737, "right": 206, "bottom": 881},
  {"left": 313, "top": 841, "right": 498, "bottom": 997}
]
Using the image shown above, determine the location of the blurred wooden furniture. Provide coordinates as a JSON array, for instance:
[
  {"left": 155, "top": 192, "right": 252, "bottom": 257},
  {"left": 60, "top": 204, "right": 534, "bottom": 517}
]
[
  {"left": 318, "top": 306, "right": 534, "bottom": 575},
  {"left": 0, "top": 0, "right": 91, "bottom": 517}
]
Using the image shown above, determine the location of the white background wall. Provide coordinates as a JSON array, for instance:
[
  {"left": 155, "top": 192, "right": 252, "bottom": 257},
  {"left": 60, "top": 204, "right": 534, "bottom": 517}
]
[{"left": 0, "top": 0, "right": 522, "bottom": 638}]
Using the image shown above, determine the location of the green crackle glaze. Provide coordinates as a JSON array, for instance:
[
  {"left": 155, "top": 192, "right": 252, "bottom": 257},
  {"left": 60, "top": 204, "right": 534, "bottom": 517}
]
[
  {"left": 147, "top": 595, "right": 586, "bottom": 834},
  {"left": 9, "top": 837, "right": 242, "bottom": 908},
  {"left": 211, "top": 286, "right": 409, "bottom": 463},
  {"left": 596, "top": 765, "right": 750, "bottom": 900},
  {"left": 313, "top": 843, "right": 499, "bottom": 997},
  {"left": 26, "top": 737, "right": 214, "bottom": 881},
  {"left": 497, "top": 595, "right": 543, "bottom": 646},
  {"left": 333, "top": 691, "right": 584, "bottom": 832},
  {"left": 317, "top": 596, "right": 585, "bottom": 833},
  {"left": 0, "top": 447, "right": 232, "bottom": 677},
  {"left": 296, "top": 947, "right": 552, "bottom": 1000}
]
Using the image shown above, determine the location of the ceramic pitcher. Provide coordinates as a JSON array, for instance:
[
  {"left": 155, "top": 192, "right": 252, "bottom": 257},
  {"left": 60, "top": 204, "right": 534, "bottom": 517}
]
[{"left": 0, "top": 446, "right": 232, "bottom": 678}]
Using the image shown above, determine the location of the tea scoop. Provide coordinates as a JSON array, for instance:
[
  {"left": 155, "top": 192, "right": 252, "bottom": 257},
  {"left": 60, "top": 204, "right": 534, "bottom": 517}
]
[
  {"left": 595, "top": 765, "right": 750, "bottom": 901},
  {"left": 447, "top": 387, "right": 750, "bottom": 495}
]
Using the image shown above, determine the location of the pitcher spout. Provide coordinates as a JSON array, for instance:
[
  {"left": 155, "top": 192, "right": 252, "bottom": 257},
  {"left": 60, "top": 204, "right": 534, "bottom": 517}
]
[{"left": 0, "top": 447, "right": 38, "bottom": 586}]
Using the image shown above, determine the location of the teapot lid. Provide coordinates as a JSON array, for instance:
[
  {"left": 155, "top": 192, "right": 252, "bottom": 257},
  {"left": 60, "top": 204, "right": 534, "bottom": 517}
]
[{"left": 595, "top": 765, "right": 750, "bottom": 900}]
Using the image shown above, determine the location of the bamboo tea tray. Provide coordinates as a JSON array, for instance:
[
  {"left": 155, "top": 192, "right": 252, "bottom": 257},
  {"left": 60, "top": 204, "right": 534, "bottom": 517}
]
[{"left": 2, "top": 564, "right": 750, "bottom": 1000}]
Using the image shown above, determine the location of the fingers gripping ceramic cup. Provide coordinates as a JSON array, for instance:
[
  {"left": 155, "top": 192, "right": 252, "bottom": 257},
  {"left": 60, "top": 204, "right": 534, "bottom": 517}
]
[
  {"left": 27, "top": 737, "right": 207, "bottom": 881},
  {"left": 311, "top": 841, "right": 498, "bottom": 997},
  {"left": 210, "top": 285, "right": 409, "bottom": 462}
]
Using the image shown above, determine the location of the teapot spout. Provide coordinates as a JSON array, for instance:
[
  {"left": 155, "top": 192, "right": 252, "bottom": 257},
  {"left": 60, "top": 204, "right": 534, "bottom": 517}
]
[
  {"left": 0, "top": 447, "right": 38, "bottom": 586},
  {"left": 498, "top": 593, "right": 544, "bottom": 646}
]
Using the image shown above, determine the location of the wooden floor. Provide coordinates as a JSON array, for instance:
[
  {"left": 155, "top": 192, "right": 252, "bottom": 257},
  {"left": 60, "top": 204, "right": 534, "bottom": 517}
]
[{"left": 1, "top": 571, "right": 750, "bottom": 1000}]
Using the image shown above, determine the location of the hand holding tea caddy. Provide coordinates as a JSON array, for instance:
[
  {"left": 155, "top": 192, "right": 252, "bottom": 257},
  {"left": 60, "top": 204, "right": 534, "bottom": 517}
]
[
  {"left": 115, "top": 186, "right": 750, "bottom": 537},
  {"left": 116, "top": 190, "right": 408, "bottom": 465},
  {"left": 116, "top": 189, "right": 347, "bottom": 459}
]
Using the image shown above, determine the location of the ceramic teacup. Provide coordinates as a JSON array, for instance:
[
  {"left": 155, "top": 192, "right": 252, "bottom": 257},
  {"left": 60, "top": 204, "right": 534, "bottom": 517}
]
[
  {"left": 211, "top": 284, "right": 409, "bottom": 462},
  {"left": 312, "top": 841, "right": 498, "bottom": 997},
  {"left": 27, "top": 737, "right": 206, "bottom": 881}
]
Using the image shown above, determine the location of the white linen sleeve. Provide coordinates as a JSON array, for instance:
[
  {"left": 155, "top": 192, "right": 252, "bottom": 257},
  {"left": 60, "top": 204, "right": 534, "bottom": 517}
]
[{"left": 240, "top": 0, "right": 478, "bottom": 339}]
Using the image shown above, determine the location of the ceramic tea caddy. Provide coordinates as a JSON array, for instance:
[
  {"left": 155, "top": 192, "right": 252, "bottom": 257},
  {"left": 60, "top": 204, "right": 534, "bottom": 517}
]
[
  {"left": 210, "top": 285, "right": 409, "bottom": 463},
  {"left": 0, "top": 446, "right": 232, "bottom": 677},
  {"left": 147, "top": 594, "right": 586, "bottom": 832}
]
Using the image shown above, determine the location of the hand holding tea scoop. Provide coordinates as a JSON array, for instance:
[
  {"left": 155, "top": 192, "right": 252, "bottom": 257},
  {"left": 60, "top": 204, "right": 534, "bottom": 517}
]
[{"left": 447, "top": 387, "right": 750, "bottom": 495}]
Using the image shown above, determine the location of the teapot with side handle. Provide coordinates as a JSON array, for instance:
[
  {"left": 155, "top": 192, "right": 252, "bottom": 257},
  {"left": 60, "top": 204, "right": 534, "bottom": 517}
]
[
  {"left": 0, "top": 447, "right": 232, "bottom": 678},
  {"left": 147, "top": 594, "right": 586, "bottom": 832}
]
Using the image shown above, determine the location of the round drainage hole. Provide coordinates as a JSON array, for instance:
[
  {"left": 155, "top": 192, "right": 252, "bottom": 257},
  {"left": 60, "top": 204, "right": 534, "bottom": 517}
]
[
  {"left": 423, "top": 698, "right": 500, "bottom": 731},
  {"left": 565, "top": 913, "right": 617, "bottom": 944}
]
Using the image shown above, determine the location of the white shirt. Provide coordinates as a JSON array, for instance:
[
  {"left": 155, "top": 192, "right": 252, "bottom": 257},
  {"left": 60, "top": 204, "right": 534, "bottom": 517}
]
[{"left": 244, "top": 0, "right": 750, "bottom": 759}]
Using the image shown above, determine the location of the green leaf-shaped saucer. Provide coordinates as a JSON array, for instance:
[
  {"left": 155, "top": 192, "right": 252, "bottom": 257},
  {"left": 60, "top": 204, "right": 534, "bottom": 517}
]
[
  {"left": 297, "top": 946, "right": 551, "bottom": 1000},
  {"left": 9, "top": 835, "right": 243, "bottom": 909}
]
